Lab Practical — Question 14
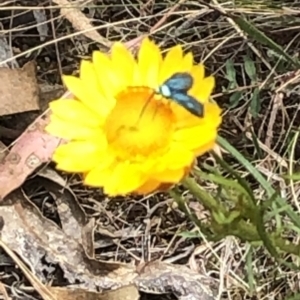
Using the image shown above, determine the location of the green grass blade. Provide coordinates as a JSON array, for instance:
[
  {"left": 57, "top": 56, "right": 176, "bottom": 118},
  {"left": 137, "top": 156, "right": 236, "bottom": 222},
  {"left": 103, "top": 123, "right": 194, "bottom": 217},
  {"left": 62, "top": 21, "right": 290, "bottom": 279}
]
[
  {"left": 232, "top": 16, "right": 300, "bottom": 68},
  {"left": 217, "top": 136, "right": 300, "bottom": 227}
]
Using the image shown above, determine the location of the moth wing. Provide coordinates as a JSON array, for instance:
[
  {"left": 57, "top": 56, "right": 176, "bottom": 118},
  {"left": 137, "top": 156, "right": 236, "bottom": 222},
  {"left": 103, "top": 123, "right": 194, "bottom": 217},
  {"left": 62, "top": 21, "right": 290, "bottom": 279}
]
[
  {"left": 163, "top": 73, "right": 193, "bottom": 91},
  {"left": 171, "top": 92, "right": 204, "bottom": 117}
]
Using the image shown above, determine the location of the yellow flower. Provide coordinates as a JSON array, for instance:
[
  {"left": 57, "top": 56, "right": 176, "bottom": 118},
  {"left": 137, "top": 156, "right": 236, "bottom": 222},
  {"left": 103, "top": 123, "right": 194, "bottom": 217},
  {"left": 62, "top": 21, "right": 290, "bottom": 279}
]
[{"left": 46, "top": 38, "right": 222, "bottom": 196}]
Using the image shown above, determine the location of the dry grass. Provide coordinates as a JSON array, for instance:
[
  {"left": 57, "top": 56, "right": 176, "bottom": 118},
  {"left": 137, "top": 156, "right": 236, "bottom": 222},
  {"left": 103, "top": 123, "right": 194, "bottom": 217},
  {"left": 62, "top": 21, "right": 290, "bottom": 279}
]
[{"left": 1, "top": 0, "right": 300, "bottom": 299}]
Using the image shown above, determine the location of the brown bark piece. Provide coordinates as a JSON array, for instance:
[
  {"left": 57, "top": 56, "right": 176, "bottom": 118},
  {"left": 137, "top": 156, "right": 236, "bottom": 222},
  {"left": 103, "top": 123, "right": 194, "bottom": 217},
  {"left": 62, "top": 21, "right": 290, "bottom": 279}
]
[{"left": 0, "top": 61, "right": 40, "bottom": 116}]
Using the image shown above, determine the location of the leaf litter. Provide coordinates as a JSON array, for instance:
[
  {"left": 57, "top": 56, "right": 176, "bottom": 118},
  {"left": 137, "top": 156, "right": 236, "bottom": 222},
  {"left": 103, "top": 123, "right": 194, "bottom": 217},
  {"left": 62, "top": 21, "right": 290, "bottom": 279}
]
[
  {"left": 0, "top": 186, "right": 216, "bottom": 299},
  {"left": 0, "top": 61, "right": 40, "bottom": 116},
  {"left": 0, "top": 189, "right": 139, "bottom": 299},
  {"left": 0, "top": 1, "right": 219, "bottom": 299}
]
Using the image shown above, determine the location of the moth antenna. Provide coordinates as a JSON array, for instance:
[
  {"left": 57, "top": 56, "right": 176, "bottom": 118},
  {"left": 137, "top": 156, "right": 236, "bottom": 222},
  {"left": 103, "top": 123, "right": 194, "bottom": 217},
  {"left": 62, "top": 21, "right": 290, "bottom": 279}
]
[{"left": 136, "top": 90, "right": 156, "bottom": 126}]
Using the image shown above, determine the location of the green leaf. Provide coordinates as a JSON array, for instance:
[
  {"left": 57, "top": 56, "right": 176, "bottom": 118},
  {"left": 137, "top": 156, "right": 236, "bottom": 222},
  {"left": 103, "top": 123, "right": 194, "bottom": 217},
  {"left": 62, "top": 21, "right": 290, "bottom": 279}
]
[
  {"left": 283, "top": 173, "right": 300, "bottom": 181},
  {"left": 244, "top": 55, "right": 257, "bottom": 83},
  {"left": 229, "top": 91, "right": 243, "bottom": 108},
  {"left": 284, "top": 294, "right": 300, "bottom": 300},
  {"left": 233, "top": 16, "right": 300, "bottom": 68},
  {"left": 178, "top": 231, "right": 201, "bottom": 238},
  {"left": 250, "top": 88, "right": 261, "bottom": 117},
  {"left": 246, "top": 246, "right": 255, "bottom": 294},
  {"left": 225, "top": 59, "right": 237, "bottom": 87}
]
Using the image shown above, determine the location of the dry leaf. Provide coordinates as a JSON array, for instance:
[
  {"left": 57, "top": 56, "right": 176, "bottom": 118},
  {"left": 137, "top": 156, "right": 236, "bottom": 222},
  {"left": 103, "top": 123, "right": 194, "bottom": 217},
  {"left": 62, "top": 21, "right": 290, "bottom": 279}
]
[
  {"left": 37, "top": 168, "right": 95, "bottom": 257},
  {"left": 0, "top": 117, "right": 61, "bottom": 201},
  {"left": 32, "top": 9, "right": 48, "bottom": 41},
  {"left": 0, "top": 190, "right": 137, "bottom": 291},
  {"left": 0, "top": 61, "right": 40, "bottom": 116},
  {"left": 0, "top": 141, "right": 8, "bottom": 162},
  {"left": 49, "top": 285, "right": 139, "bottom": 300},
  {"left": 0, "top": 36, "right": 19, "bottom": 68},
  {"left": 0, "top": 90, "right": 69, "bottom": 202},
  {"left": 0, "top": 190, "right": 216, "bottom": 299},
  {"left": 0, "top": 239, "right": 57, "bottom": 300},
  {"left": 0, "top": 280, "right": 10, "bottom": 300}
]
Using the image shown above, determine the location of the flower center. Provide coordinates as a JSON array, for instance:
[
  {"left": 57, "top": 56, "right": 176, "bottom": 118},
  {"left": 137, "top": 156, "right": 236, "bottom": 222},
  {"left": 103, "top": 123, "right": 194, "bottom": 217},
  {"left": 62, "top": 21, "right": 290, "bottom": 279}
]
[{"left": 105, "top": 87, "right": 175, "bottom": 159}]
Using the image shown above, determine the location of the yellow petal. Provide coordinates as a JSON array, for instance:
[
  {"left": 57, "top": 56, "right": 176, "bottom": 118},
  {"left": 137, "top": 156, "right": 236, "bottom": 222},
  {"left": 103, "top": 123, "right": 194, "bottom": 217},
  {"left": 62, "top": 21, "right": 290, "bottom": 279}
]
[
  {"left": 84, "top": 166, "right": 113, "bottom": 188},
  {"left": 135, "top": 179, "right": 161, "bottom": 194},
  {"left": 79, "top": 60, "right": 112, "bottom": 115},
  {"left": 138, "top": 38, "right": 162, "bottom": 87},
  {"left": 153, "top": 168, "right": 185, "bottom": 183},
  {"left": 55, "top": 156, "right": 96, "bottom": 172},
  {"left": 145, "top": 144, "right": 193, "bottom": 178},
  {"left": 54, "top": 139, "right": 107, "bottom": 158},
  {"left": 62, "top": 75, "right": 86, "bottom": 100},
  {"left": 105, "top": 162, "right": 146, "bottom": 195},
  {"left": 85, "top": 160, "right": 145, "bottom": 195},
  {"left": 83, "top": 153, "right": 116, "bottom": 187},
  {"left": 188, "top": 65, "right": 205, "bottom": 98},
  {"left": 164, "top": 144, "right": 195, "bottom": 169},
  {"left": 132, "top": 62, "right": 142, "bottom": 86},
  {"left": 62, "top": 75, "right": 111, "bottom": 118},
  {"left": 206, "top": 102, "right": 222, "bottom": 127},
  {"left": 92, "top": 51, "right": 120, "bottom": 102},
  {"left": 194, "top": 140, "right": 216, "bottom": 157},
  {"left": 193, "top": 76, "right": 215, "bottom": 102},
  {"left": 180, "top": 52, "right": 194, "bottom": 72},
  {"left": 179, "top": 128, "right": 217, "bottom": 152},
  {"left": 84, "top": 156, "right": 114, "bottom": 187},
  {"left": 159, "top": 45, "right": 183, "bottom": 83},
  {"left": 111, "top": 42, "right": 136, "bottom": 88},
  {"left": 84, "top": 161, "right": 145, "bottom": 196},
  {"left": 46, "top": 115, "right": 104, "bottom": 140},
  {"left": 80, "top": 60, "right": 98, "bottom": 83},
  {"left": 175, "top": 101, "right": 222, "bottom": 130},
  {"left": 173, "top": 105, "right": 221, "bottom": 150},
  {"left": 53, "top": 141, "right": 107, "bottom": 172},
  {"left": 49, "top": 99, "right": 103, "bottom": 127},
  {"left": 192, "top": 64, "right": 205, "bottom": 80}
]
